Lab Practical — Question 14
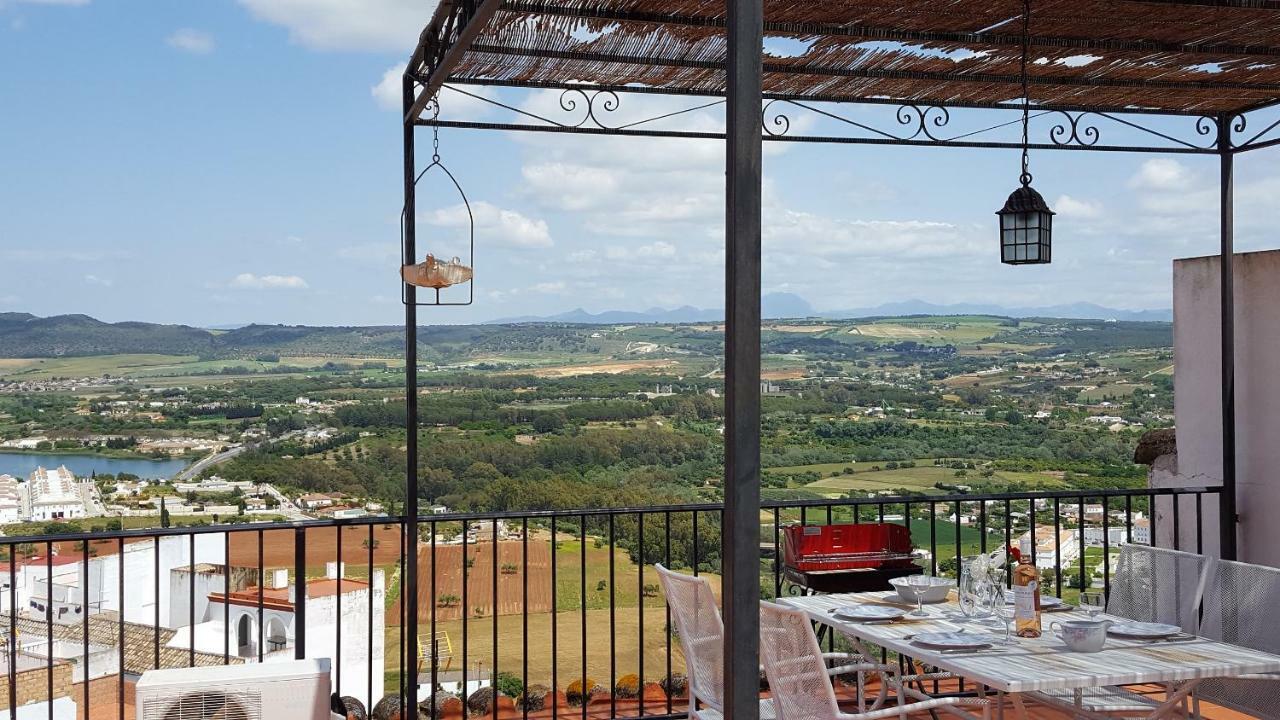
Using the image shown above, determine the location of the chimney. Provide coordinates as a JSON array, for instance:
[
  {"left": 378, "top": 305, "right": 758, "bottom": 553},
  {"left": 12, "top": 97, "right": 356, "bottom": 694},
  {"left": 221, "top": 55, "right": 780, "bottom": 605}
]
[
  {"left": 373, "top": 568, "right": 385, "bottom": 592},
  {"left": 325, "top": 561, "right": 345, "bottom": 580},
  {"left": 268, "top": 568, "right": 289, "bottom": 590}
]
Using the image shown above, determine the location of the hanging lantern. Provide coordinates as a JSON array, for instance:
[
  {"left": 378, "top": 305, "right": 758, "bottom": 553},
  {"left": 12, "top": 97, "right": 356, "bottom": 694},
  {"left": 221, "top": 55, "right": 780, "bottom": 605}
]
[
  {"left": 997, "top": 185, "right": 1054, "bottom": 265},
  {"left": 998, "top": 0, "right": 1054, "bottom": 266}
]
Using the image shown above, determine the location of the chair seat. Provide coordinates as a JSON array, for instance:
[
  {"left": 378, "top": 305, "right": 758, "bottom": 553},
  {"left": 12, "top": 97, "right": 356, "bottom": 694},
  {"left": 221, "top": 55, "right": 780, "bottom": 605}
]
[
  {"left": 1032, "top": 685, "right": 1164, "bottom": 713},
  {"left": 693, "top": 699, "right": 777, "bottom": 720}
]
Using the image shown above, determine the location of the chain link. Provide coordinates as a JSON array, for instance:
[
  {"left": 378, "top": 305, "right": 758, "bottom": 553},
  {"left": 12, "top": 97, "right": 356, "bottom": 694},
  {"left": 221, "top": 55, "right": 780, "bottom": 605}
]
[
  {"left": 431, "top": 96, "right": 441, "bottom": 163},
  {"left": 1019, "top": 0, "right": 1033, "bottom": 187}
]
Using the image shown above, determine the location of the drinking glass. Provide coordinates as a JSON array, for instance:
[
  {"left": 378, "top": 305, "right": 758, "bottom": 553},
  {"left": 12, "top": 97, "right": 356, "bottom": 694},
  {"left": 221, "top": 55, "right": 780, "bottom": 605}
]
[
  {"left": 907, "top": 574, "right": 931, "bottom": 616},
  {"left": 991, "top": 593, "right": 1016, "bottom": 644}
]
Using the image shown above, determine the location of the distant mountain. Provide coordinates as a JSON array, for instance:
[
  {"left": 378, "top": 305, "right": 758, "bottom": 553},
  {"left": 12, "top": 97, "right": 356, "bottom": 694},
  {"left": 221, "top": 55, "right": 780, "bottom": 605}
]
[
  {"left": 491, "top": 295, "right": 1170, "bottom": 325},
  {"left": 490, "top": 292, "right": 817, "bottom": 324}
]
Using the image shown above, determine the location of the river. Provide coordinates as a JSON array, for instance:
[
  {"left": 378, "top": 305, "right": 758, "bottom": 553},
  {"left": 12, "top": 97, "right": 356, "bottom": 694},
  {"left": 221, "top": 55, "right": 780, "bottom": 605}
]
[{"left": 0, "top": 451, "right": 190, "bottom": 480}]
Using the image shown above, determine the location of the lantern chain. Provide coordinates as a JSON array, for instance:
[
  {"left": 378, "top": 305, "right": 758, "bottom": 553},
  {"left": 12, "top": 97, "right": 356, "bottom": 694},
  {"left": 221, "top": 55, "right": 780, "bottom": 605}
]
[
  {"left": 431, "top": 96, "right": 442, "bottom": 163},
  {"left": 1019, "top": 0, "right": 1033, "bottom": 187}
]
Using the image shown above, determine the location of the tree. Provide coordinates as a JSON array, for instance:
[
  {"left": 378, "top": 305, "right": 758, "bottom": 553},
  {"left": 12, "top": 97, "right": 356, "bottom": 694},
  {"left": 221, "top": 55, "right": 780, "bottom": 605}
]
[
  {"left": 160, "top": 497, "right": 171, "bottom": 529},
  {"left": 531, "top": 412, "right": 566, "bottom": 434}
]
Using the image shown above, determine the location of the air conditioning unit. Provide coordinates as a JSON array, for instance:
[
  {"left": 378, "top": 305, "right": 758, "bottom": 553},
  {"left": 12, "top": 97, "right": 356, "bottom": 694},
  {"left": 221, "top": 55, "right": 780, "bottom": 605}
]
[{"left": 137, "top": 659, "right": 331, "bottom": 720}]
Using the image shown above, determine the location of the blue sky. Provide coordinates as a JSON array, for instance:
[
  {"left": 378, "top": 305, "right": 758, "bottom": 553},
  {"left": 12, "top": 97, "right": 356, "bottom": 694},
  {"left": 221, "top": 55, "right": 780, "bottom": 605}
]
[{"left": 2, "top": 0, "right": 1278, "bottom": 327}]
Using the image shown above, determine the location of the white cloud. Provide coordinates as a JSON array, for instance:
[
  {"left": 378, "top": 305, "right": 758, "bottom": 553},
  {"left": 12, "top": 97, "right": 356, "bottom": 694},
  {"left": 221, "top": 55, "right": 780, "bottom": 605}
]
[
  {"left": 230, "top": 273, "right": 309, "bottom": 289},
  {"left": 1128, "top": 159, "right": 1197, "bottom": 192},
  {"left": 372, "top": 68, "right": 498, "bottom": 118},
  {"left": 529, "top": 281, "right": 566, "bottom": 294},
  {"left": 1054, "top": 194, "right": 1103, "bottom": 219},
  {"left": 424, "top": 201, "right": 553, "bottom": 249},
  {"left": 237, "top": 0, "right": 437, "bottom": 52},
  {"left": 166, "top": 28, "right": 215, "bottom": 54},
  {"left": 84, "top": 274, "right": 112, "bottom": 287}
]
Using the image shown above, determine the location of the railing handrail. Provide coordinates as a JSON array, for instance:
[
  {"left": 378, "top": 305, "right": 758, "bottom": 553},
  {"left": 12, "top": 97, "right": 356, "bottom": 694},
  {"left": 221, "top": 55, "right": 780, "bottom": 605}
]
[{"left": 0, "top": 485, "right": 1218, "bottom": 545}]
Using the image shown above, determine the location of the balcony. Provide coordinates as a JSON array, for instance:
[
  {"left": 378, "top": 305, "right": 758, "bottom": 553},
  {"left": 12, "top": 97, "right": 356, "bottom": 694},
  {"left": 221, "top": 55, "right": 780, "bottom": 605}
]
[{"left": 1, "top": 486, "right": 1259, "bottom": 720}]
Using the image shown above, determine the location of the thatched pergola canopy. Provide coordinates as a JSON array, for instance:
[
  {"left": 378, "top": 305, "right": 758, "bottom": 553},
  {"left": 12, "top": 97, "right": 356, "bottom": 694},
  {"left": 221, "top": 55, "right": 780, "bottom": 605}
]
[{"left": 408, "top": 0, "right": 1280, "bottom": 118}]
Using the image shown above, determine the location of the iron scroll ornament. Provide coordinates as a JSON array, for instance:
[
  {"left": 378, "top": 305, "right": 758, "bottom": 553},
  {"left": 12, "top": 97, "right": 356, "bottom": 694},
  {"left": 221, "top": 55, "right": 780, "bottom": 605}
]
[
  {"left": 401, "top": 100, "right": 475, "bottom": 307},
  {"left": 762, "top": 99, "right": 951, "bottom": 142},
  {"left": 558, "top": 88, "right": 622, "bottom": 129}
]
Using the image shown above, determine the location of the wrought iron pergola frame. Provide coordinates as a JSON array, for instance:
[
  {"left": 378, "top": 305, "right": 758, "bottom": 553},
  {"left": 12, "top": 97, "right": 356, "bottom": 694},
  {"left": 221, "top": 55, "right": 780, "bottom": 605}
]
[{"left": 400, "top": 2, "right": 1278, "bottom": 717}]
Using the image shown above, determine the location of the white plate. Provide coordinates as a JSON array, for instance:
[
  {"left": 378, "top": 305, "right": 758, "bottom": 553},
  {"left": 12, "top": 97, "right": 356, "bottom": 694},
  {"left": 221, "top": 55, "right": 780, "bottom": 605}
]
[
  {"left": 1003, "top": 592, "right": 1065, "bottom": 607},
  {"left": 1108, "top": 622, "right": 1182, "bottom": 639},
  {"left": 911, "top": 632, "right": 993, "bottom": 650},
  {"left": 831, "top": 604, "right": 907, "bottom": 622}
]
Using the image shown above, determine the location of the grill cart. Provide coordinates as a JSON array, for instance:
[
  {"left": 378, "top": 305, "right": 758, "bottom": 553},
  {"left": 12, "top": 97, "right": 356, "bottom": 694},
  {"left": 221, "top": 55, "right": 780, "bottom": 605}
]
[{"left": 781, "top": 523, "right": 922, "bottom": 594}]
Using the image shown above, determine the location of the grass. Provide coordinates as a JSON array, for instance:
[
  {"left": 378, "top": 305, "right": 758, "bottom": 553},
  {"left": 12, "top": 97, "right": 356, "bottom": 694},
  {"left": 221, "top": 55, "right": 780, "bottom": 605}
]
[
  {"left": 797, "top": 466, "right": 1065, "bottom": 495},
  {"left": 551, "top": 539, "right": 667, "bottom": 612}
]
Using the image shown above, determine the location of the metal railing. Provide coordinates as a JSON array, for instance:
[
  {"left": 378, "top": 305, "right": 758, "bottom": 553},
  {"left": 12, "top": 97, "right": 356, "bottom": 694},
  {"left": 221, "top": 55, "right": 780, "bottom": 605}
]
[{"left": 0, "top": 485, "right": 1217, "bottom": 720}]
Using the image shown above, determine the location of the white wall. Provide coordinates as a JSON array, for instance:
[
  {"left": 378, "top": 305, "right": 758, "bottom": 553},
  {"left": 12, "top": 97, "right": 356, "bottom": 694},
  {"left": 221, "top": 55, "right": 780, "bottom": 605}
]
[{"left": 1172, "top": 249, "right": 1280, "bottom": 565}]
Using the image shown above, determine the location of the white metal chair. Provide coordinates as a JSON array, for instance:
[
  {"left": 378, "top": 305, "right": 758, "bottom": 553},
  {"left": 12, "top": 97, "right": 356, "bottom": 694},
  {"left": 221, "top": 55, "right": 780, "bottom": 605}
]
[
  {"left": 1107, "top": 544, "right": 1210, "bottom": 633},
  {"left": 1032, "top": 545, "right": 1213, "bottom": 717},
  {"left": 655, "top": 565, "right": 895, "bottom": 720},
  {"left": 759, "top": 600, "right": 991, "bottom": 720},
  {"left": 1194, "top": 556, "right": 1280, "bottom": 718}
]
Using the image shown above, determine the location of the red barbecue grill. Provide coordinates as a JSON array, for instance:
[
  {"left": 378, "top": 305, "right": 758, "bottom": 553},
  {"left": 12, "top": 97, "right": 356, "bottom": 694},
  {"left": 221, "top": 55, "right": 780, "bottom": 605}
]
[{"left": 781, "top": 523, "right": 922, "bottom": 594}]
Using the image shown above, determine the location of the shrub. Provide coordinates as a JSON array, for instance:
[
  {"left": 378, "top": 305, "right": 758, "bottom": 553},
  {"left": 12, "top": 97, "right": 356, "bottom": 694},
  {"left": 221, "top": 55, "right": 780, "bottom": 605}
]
[
  {"left": 500, "top": 563, "right": 518, "bottom": 575},
  {"left": 467, "top": 687, "right": 497, "bottom": 715},
  {"left": 516, "top": 684, "right": 549, "bottom": 711},
  {"left": 495, "top": 672, "right": 524, "bottom": 699},
  {"left": 416, "top": 691, "right": 456, "bottom": 720},
  {"left": 659, "top": 674, "right": 687, "bottom": 699},
  {"left": 614, "top": 674, "right": 641, "bottom": 699},
  {"left": 566, "top": 678, "right": 597, "bottom": 706}
]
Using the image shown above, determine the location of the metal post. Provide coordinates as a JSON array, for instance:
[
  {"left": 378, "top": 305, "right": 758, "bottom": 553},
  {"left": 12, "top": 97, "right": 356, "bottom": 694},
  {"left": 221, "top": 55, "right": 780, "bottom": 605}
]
[
  {"left": 403, "top": 72, "right": 422, "bottom": 707},
  {"left": 1218, "top": 116, "right": 1237, "bottom": 561},
  {"left": 723, "top": 0, "right": 762, "bottom": 719},
  {"left": 295, "top": 527, "right": 307, "bottom": 659}
]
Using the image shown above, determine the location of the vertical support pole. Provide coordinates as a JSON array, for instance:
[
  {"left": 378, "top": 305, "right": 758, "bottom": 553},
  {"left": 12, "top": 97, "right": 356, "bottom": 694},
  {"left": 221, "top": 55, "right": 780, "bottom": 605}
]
[
  {"left": 1217, "top": 116, "right": 1237, "bottom": 561},
  {"left": 723, "top": 0, "right": 762, "bottom": 719},
  {"left": 403, "top": 73, "right": 422, "bottom": 706}
]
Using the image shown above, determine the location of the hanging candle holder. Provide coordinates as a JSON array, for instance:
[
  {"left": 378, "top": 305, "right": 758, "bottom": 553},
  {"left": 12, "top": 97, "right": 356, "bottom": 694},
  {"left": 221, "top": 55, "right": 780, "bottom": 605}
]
[{"left": 401, "top": 98, "right": 474, "bottom": 305}]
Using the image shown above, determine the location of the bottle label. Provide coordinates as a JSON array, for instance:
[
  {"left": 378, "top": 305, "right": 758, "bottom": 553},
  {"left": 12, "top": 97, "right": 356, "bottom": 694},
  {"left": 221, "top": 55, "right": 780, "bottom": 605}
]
[{"left": 1014, "top": 581, "right": 1038, "bottom": 620}]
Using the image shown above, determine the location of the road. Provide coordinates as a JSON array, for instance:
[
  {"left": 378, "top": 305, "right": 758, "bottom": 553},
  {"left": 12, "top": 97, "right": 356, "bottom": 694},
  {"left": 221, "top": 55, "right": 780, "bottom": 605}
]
[{"left": 174, "top": 444, "right": 247, "bottom": 482}]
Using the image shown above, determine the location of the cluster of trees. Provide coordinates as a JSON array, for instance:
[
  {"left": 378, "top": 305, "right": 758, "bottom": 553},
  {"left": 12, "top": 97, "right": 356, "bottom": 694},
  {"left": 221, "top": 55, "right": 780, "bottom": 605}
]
[{"left": 811, "top": 419, "right": 1137, "bottom": 465}]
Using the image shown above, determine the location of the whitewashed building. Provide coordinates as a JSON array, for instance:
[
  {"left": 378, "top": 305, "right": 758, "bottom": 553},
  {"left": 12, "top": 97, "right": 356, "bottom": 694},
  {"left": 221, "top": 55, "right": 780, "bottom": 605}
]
[
  {"left": 20, "top": 466, "right": 89, "bottom": 521},
  {"left": 0, "top": 474, "right": 22, "bottom": 524}
]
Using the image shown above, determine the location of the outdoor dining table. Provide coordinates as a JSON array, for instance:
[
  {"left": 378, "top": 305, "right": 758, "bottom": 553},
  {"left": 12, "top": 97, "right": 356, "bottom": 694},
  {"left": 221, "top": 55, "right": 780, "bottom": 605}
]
[{"left": 779, "top": 590, "right": 1280, "bottom": 720}]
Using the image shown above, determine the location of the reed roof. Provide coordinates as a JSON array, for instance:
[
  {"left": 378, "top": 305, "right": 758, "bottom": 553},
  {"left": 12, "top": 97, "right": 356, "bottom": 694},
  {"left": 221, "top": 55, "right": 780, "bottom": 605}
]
[{"left": 410, "top": 0, "right": 1280, "bottom": 116}]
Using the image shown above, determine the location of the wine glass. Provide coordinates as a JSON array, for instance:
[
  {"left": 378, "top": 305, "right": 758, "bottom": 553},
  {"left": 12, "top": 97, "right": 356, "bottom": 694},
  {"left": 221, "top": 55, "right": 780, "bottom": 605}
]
[
  {"left": 991, "top": 593, "right": 1016, "bottom": 644},
  {"left": 907, "top": 574, "right": 931, "bottom": 616},
  {"left": 1080, "top": 590, "right": 1106, "bottom": 618}
]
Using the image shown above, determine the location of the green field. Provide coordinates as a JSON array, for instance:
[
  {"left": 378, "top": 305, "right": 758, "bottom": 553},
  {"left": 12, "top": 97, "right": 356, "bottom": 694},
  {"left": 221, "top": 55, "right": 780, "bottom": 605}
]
[{"left": 764, "top": 461, "right": 1066, "bottom": 496}]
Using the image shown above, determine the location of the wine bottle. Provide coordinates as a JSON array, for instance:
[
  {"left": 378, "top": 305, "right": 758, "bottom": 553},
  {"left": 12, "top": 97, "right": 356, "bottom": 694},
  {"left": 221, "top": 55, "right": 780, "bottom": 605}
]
[{"left": 1012, "top": 538, "right": 1042, "bottom": 638}]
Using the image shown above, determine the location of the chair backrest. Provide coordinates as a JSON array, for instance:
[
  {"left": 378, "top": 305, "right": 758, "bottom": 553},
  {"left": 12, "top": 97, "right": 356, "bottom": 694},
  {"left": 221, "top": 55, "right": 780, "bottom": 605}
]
[
  {"left": 655, "top": 564, "right": 724, "bottom": 710},
  {"left": 759, "top": 601, "right": 841, "bottom": 720},
  {"left": 1107, "top": 545, "right": 1208, "bottom": 633},
  {"left": 1196, "top": 557, "right": 1280, "bottom": 717}
]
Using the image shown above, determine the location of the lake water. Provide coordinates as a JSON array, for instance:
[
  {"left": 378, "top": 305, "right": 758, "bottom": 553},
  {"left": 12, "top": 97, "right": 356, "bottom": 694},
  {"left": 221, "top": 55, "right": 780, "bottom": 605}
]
[{"left": 0, "top": 451, "right": 189, "bottom": 480}]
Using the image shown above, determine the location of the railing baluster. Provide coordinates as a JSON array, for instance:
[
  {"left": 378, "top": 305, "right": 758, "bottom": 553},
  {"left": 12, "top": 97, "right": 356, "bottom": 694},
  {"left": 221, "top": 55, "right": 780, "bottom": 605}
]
[
  {"left": 84, "top": 543, "right": 90, "bottom": 717},
  {"left": 772, "top": 508, "right": 781, "bottom": 598},
  {"left": 493, "top": 518, "right": 500, "bottom": 720},
  {"left": 1053, "top": 497, "right": 1062, "bottom": 598},
  {"left": 580, "top": 516, "right": 587, "bottom": 720},
  {"left": 190, "top": 532, "right": 196, "bottom": 667},
  {"left": 637, "top": 512, "right": 645, "bottom": 718},
  {"left": 928, "top": 502, "right": 937, "bottom": 576},
  {"left": 1195, "top": 492, "right": 1204, "bottom": 554},
  {"left": 1004, "top": 499, "right": 1013, "bottom": 588},
  {"left": 1029, "top": 498, "right": 1037, "bottom": 567},
  {"left": 47, "top": 542, "right": 53, "bottom": 720},
  {"left": 258, "top": 529, "right": 264, "bottom": 664},
  {"left": 224, "top": 530, "right": 230, "bottom": 664},
  {"left": 522, "top": 517, "right": 529, "bottom": 720},
  {"left": 663, "top": 511, "right": 671, "bottom": 717},
  {"left": 551, "top": 519, "right": 558, "bottom": 720},
  {"left": 1077, "top": 497, "right": 1087, "bottom": 593},
  {"left": 118, "top": 537, "right": 124, "bottom": 720},
  {"left": 1102, "top": 497, "right": 1112, "bottom": 596},
  {"left": 154, "top": 535, "right": 160, "bottom": 669},
  {"left": 369, "top": 523, "right": 376, "bottom": 705},
  {"left": 9, "top": 544, "right": 16, "bottom": 720},
  {"left": 461, "top": 519, "right": 468, "bottom": 712},
  {"left": 295, "top": 527, "right": 307, "bottom": 659},
  {"left": 608, "top": 513, "right": 616, "bottom": 718},
  {"left": 1148, "top": 492, "right": 1158, "bottom": 548},
  {"left": 1172, "top": 492, "right": 1182, "bottom": 551},
  {"left": 336, "top": 525, "right": 342, "bottom": 695}
]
